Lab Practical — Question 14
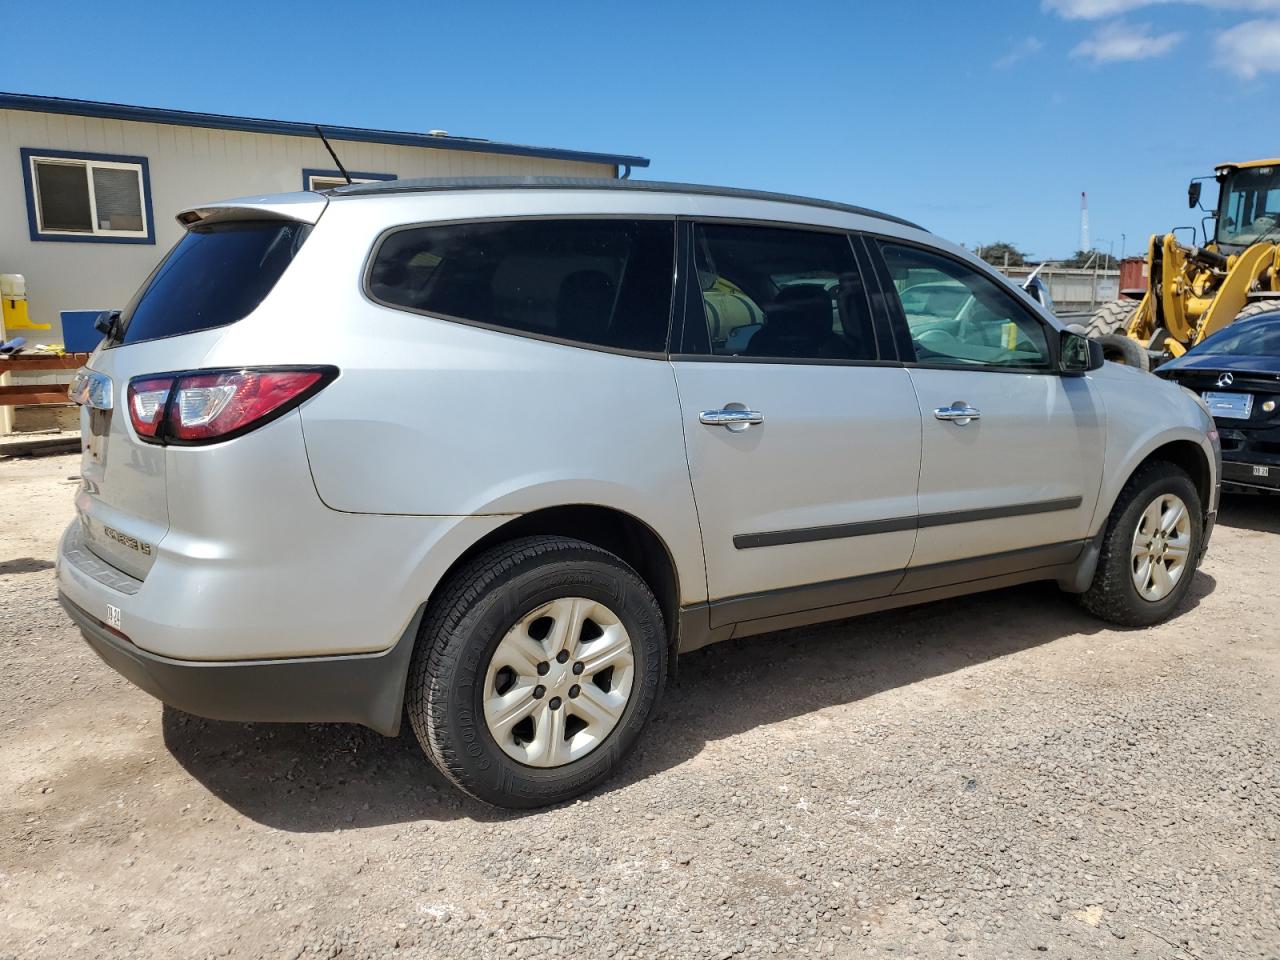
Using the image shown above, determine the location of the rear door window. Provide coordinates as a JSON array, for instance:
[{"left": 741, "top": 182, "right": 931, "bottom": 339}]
[
  {"left": 368, "top": 219, "right": 675, "bottom": 354},
  {"left": 120, "top": 220, "right": 310, "bottom": 345},
  {"left": 683, "top": 223, "right": 878, "bottom": 361}
]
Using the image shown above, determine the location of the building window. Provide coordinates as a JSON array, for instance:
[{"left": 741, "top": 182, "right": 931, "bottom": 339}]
[
  {"left": 21, "top": 148, "right": 154, "bottom": 244},
  {"left": 302, "top": 169, "right": 396, "bottom": 191}
]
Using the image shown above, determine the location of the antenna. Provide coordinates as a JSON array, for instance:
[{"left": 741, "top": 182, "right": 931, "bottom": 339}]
[
  {"left": 1080, "top": 191, "right": 1089, "bottom": 253},
  {"left": 313, "top": 125, "right": 352, "bottom": 185}
]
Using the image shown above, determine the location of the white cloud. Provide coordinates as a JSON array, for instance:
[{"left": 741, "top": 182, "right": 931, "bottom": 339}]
[
  {"left": 1215, "top": 17, "right": 1280, "bottom": 76},
  {"left": 994, "top": 37, "right": 1046, "bottom": 68},
  {"left": 1045, "top": 0, "right": 1280, "bottom": 18},
  {"left": 1070, "top": 20, "right": 1185, "bottom": 61},
  {"left": 1045, "top": 0, "right": 1160, "bottom": 17}
]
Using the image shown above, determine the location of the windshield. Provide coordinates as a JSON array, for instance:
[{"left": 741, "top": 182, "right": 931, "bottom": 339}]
[
  {"left": 1189, "top": 314, "right": 1280, "bottom": 357},
  {"left": 1216, "top": 165, "right": 1280, "bottom": 247}
]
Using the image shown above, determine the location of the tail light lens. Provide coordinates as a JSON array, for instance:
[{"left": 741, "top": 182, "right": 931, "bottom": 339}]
[
  {"left": 127, "top": 377, "right": 174, "bottom": 438},
  {"left": 126, "top": 366, "right": 337, "bottom": 445}
]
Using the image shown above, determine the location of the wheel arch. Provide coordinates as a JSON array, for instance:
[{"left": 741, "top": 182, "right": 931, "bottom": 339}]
[
  {"left": 1098, "top": 435, "right": 1215, "bottom": 530},
  {"left": 1137, "top": 439, "right": 1214, "bottom": 510},
  {"left": 422, "top": 504, "right": 687, "bottom": 667},
  {"left": 1066, "top": 431, "right": 1216, "bottom": 595}
]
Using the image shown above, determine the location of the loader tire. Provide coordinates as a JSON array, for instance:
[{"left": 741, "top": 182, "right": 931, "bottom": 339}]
[
  {"left": 1233, "top": 299, "right": 1280, "bottom": 323},
  {"left": 1086, "top": 299, "right": 1139, "bottom": 338},
  {"left": 1097, "top": 333, "right": 1150, "bottom": 372}
]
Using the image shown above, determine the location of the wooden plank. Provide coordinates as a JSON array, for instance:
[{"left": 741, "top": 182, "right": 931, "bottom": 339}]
[
  {"left": 0, "top": 354, "right": 91, "bottom": 372},
  {"left": 0, "top": 385, "right": 72, "bottom": 406}
]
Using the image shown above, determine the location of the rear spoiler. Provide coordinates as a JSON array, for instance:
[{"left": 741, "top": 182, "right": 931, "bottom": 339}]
[{"left": 176, "top": 192, "right": 328, "bottom": 228}]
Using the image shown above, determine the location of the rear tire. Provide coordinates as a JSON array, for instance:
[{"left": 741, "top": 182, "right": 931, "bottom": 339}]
[
  {"left": 1233, "top": 299, "right": 1280, "bottom": 323},
  {"left": 406, "top": 535, "right": 667, "bottom": 808},
  {"left": 1086, "top": 299, "right": 1139, "bottom": 338},
  {"left": 1078, "top": 461, "right": 1203, "bottom": 628}
]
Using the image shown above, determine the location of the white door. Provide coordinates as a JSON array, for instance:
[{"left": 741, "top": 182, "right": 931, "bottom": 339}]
[
  {"left": 874, "top": 240, "right": 1105, "bottom": 580},
  {"left": 674, "top": 222, "right": 922, "bottom": 623}
]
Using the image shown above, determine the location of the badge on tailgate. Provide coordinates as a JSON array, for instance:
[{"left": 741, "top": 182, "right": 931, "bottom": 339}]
[{"left": 102, "top": 525, "right": 153, "bottom": 556}]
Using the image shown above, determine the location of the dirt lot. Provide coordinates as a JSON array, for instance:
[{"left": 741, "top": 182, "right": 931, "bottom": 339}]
[{"left": 1, "top": 452, "right": 1277, "bottom": 960}]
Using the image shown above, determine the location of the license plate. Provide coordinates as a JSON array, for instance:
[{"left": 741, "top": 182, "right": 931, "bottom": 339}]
[
  {"left": 1254, "top": 465, "right": 1271, "bottom": 478},
  {"left": 1202, "top": 391, "right": 1253, "bottom": 419}
]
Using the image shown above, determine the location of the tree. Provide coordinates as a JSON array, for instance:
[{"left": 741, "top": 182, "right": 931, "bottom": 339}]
[
  {"left": 975, "top": 241, "right": 1028, "bottom": 268},
  {"left": 1060, "top": 249, "right": 1118, "bottom": 270}
]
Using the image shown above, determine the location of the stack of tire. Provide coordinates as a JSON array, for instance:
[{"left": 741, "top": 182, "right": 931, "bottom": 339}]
[{"left": 1080, "top": 298, "right": 1280, "bottom": 371}]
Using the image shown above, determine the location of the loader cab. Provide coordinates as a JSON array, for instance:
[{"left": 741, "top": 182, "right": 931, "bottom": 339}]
[{"left": 1213, "top": 161, "right": 1280, "bottom": 252}]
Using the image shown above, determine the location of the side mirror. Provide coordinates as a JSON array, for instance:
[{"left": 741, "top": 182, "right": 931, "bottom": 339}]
[
  {"left": 94, "top": 309, "right": 122, "bottom": 338},
  {"left": 1188, "top": 180, "right": 1202, "bottom": 209},
  {"left": 1060, "top": 330, "right": 1104, "bottom": 374}
]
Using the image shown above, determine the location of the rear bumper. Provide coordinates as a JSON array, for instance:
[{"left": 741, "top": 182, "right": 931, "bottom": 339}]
[
  {"left": 1221, "top": 455, "right": 1280, "bottom": 491},
  {"left": 59, "top": 592, "right": 420, "bottom": 735}
]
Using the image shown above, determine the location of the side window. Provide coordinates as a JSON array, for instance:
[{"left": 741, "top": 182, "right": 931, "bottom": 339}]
[
  {"left": 879, "top": 242, "right": 1050, "bottom": 369},
  {"left": 690, "top": 223, "right": 876, "bottom": 361},
  {"left": 368, "top": 219, "right": 675, "bottom": 353}
]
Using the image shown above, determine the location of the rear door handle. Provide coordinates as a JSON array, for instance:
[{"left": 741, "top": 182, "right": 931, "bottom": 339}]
[
  {"left": 933, "top": 402, "right": 981, "bottom": 425},
  {"left": 700, "top": 408, "right": 764, "bottom": 431}
]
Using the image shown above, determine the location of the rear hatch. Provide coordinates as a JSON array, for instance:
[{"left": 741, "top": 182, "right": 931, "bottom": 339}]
[{"left": 73, "top": 196, "right": 325, "bottom": 579}]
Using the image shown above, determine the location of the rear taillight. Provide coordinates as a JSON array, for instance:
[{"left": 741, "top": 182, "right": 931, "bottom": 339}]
[
  {"left": 127, "top": 377, "right": 174, "bottom": 438},
  {"left": 126, "top": 367, "right": 336, "bottom": 445}
]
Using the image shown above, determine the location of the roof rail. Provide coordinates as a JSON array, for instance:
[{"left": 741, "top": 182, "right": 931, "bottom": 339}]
[{"left": 330, "top": 176, "right": 926, "bottom": 231}]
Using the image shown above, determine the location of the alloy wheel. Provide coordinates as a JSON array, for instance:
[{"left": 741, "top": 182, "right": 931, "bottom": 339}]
[{"left": 1130, "top": 493, "right": 1192, "bottom": 602}]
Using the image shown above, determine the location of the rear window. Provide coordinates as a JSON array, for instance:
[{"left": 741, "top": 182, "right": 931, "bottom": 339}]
[
  {"left": 119, "top": 220, "right": 310, "bottom": 345},
  {"left": 367, "top": 219, "right": 675, "bottom": 353}
]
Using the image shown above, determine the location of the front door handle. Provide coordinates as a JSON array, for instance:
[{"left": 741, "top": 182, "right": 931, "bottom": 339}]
[
  {"left": 933, "top": 402, "right": 981, "bottom": 425},
  {"left": 700, "top": 408, "right": 764, "bottom": 431}
]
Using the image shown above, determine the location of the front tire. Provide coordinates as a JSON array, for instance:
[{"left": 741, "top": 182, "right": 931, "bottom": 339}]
[
  {"left": 1079, "top": 461, "right": 1203, "bottom": 627},
  {"left": 406, "top": 536, "right": 667, "bottom": 808}
]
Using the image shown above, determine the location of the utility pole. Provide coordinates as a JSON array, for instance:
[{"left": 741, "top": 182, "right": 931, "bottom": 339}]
[{"left": 1080, "top": 192, "right": 1089, "bottom": 254}]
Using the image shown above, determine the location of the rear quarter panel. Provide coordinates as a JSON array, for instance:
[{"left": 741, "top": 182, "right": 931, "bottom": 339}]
[{"left": 198, "top": 195, "right": 708, "bottom": 606}]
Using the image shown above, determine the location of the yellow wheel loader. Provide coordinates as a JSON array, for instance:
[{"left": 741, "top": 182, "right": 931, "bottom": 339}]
[{"left": 1084, "top": 158, "right": 1280, "bottom": 370}]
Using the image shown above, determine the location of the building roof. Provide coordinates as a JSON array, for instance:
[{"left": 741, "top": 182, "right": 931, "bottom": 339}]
[
  {"left": 332, "top": 176, "right": 925, "bottom": 230},
  {"left": 0, "top": 92, "right": 650, "bottom": 171}
]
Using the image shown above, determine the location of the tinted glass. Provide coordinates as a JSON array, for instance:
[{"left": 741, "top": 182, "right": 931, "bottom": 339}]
[
  {"left": 690, "top": 223, "right": 876, "bottom": 361},
  {"left": 120, "top": 221, "right": 310, "bottom": 345},
  {"left": 879, "top": 242, "right": 1050, "bottom": 368},
  {"left": 1190, "top": 313, "right": 1280, "bottom": 356},
  {"left": 369, "top": 219, "right": 675, "bottom": 353},
  {"left": 1218, "top": 165, "right": 1280, "bottom": 246},
  {"left": 35, "top": 161, "right": 92, "bottom": 232}
]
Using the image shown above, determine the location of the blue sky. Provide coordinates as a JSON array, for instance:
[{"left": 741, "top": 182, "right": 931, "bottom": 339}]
[{"left": 4, "top": 0, "right": 1277, "bottom": 260}]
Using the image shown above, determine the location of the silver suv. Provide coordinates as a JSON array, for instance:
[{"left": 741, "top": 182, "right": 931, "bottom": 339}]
[{"left": 58, "top": 178, "right": 1220, "bottom": 808}]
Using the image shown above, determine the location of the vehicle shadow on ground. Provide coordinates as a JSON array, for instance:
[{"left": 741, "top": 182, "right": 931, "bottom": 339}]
[
  {"left": 164, "top": 573, "right": 1217, "bottom": 831},
  {"left": 1217, "top": 492, "right": 1280, "bottom": 534}
]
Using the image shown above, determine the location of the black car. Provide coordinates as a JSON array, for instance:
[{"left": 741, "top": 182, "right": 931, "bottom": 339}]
[{"left": 1157, "top": 310, "right": 1280, "bottom": 492}]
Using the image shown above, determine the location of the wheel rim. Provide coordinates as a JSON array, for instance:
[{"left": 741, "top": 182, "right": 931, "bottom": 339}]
[
  {"left": 1130, "top": 493, "right": 1192, "bottom": 602},
  {"left": 483, "top": 597, "right": 635, "bottom": 768}
]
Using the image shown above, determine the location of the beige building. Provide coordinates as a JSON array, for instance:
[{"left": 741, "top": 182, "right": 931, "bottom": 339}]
[{"left": 0, "top": 91, "right": 649, "bottom": 344}]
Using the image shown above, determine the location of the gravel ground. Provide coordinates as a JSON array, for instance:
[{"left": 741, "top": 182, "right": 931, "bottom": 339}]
[{"left": 2, "top": 452, "right": 1277, "bottom": 960}]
